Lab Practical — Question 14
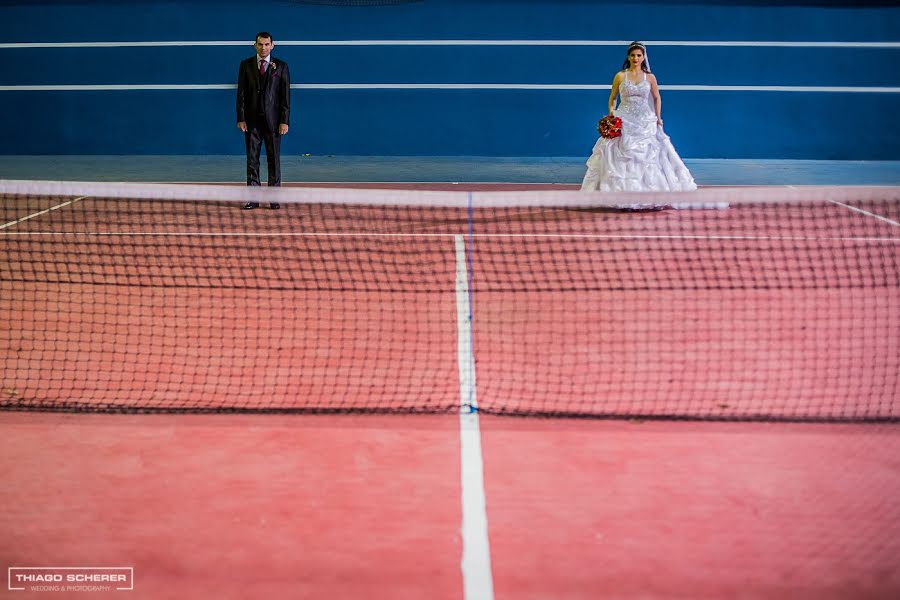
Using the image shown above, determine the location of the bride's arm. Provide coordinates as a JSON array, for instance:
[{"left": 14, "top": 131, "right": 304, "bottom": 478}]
[
  {"left": 649, "top": 73, "right": 663, "bottom": 126},
  {"left": 608, "top": 72, "right": 622, "bottom": 116}
]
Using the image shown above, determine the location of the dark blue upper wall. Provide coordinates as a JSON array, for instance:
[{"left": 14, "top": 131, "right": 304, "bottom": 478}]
[
  {"left": 1, "top": 0, "right": 898, "bottom": 158},
  {"left": 2, "top": 0, "right": 898, "bottom": 42}
]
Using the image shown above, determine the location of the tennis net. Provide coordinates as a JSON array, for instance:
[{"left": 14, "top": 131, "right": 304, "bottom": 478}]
[{"left": 1, "top": 180, "right": 898, "bottom": 420}]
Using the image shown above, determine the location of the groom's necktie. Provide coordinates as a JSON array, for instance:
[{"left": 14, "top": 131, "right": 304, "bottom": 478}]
[{"left": 259, "top": 60, "right": 266, "bottom": 76}]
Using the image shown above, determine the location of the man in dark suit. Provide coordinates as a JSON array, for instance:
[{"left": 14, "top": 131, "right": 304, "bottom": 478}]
[{"left": 236, "top": 31, "right": 291, "bottom": 209}]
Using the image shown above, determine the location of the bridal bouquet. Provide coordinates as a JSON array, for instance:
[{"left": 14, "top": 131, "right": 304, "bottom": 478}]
[{"left": 597, "top": 115, "right": 623, "bottom": 139}]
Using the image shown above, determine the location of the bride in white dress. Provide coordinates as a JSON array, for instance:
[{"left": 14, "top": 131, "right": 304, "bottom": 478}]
[{"left": 581, "top": 41, "right": 697, "bottom": 206}]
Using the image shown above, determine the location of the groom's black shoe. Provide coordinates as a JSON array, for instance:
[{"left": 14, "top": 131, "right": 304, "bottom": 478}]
[
  {"left": 243, "top": 202, "right": 259, "bottom": 210},
  {"left": 270, "top": 203, "right": 280, "bottom": 209}
]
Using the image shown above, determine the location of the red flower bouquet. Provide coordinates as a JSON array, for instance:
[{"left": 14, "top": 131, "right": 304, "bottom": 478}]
[{"left": 597, "top": 115, "right": 623, "bottom": 139}]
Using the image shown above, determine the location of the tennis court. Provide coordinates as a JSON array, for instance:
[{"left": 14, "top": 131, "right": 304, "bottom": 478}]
[{"left": 2, "top": 179, "right": 899, "bottom": 598}]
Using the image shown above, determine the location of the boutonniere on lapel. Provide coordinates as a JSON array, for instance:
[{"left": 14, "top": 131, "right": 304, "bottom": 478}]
[{"left": 269, "top": 62, "right": 277, "bottom": 76}]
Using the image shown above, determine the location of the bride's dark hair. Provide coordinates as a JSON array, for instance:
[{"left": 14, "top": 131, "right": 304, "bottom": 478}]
[{"left": 622, "top": 41, "right": 651, "bottom": 73}]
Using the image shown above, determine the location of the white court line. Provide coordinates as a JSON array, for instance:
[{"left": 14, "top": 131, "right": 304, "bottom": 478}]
[
  {"left": 0, "top": 196, "right": 87, "bottom": 230},
  {"left": 455, "top": 233, "right": 495, "bottom": 600},
  {"left": 2, "top": 231, "right": 896, "bottom": 242},
  {"left": 828, "top": 200, "right": 900, "bottom": 227}
]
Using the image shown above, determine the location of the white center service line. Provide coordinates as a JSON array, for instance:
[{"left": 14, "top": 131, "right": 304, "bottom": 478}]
[
  {"left": 455, "top": 232, "right": 495, "bottom": 600},
  {"left": 0, "top": 196, "right": 87, "bottom": 229}
]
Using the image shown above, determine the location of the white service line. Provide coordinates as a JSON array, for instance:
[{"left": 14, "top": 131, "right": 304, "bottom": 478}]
[
  {"left": 828, "top": 199, "right": 900, "bottom": 227},
  {"left": 455, "top": 233, "right": 495, "bottom": 600},
  {"left": 0, "top": 196, "right": 86, "bottom": 230}
]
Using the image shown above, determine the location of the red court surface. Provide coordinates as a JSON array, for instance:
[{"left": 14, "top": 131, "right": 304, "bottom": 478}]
[
  {"left": 0, "top": 413, "right": 464, "bottom": 599},
  {"left": 479, "top": 417, "right": 900, "bottom": 599},
  {"left": 2, "top": 184, "right": 899, "bottom": 598},
  {"left": 2, "top": 413, "right": 899, "bottom": 598}
]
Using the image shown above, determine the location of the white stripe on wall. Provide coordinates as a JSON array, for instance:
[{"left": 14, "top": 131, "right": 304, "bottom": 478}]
[
  {"left": 1, "top": 40, "right": 898, "bottom": 49},
  {"left": 0, "top": 84, "right": 237, "bottom": 91},
  {"left": 1, "top": 84, "right": 898, "bottom": 93}
]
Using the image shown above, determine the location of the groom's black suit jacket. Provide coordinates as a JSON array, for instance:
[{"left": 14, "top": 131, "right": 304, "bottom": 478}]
[{"left": 236, "top": 56, "right": 291, "bottom": 133}]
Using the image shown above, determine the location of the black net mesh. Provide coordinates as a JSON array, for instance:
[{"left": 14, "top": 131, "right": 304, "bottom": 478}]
[{"left": 1, "top": 181, "right": 898, "bottom": 420}]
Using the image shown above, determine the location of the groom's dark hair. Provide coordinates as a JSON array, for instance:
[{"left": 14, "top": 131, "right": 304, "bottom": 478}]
[{"left": 255, "top": 32, "right": 274, "bottom": 43}]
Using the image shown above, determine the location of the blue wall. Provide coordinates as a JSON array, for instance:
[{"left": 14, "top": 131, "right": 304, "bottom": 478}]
[{"left": 1, "top": 0, "right": 898, "bottom": 159}]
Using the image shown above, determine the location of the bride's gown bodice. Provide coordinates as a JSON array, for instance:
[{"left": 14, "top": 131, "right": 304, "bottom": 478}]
[
  {"left": 618, "top": 76, "right": 657, "bottom": 127},
  {"left": 581, "top": 71, "right": 697, "bottom": 197}
]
